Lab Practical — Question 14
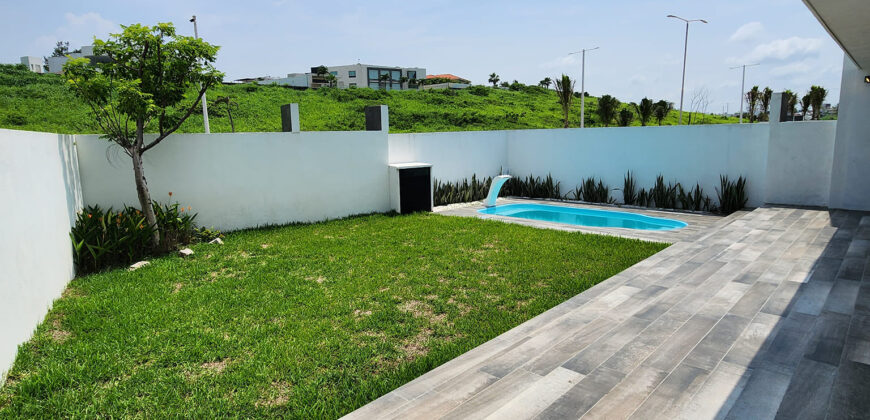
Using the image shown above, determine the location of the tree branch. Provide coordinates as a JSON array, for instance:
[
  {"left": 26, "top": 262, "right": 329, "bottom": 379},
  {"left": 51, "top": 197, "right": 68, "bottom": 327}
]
[{"left": 141, "top": 83, "right": 209, "bottom": 153}]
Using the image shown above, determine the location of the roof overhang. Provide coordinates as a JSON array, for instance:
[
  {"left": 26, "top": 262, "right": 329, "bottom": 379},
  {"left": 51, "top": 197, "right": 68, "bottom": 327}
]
[{"left": 803, "top": 0, "right": 870, "bottom": 70}]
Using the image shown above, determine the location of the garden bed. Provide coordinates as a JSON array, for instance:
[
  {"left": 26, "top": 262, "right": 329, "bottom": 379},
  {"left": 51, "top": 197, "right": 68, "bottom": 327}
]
[{"left": 0, "top": 213, "right": 665, "bottom": 418}]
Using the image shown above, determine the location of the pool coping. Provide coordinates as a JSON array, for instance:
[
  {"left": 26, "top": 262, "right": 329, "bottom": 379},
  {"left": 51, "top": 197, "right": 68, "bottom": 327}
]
[{"left": 435, "top": 198, "right": 738, "bottom": 244}]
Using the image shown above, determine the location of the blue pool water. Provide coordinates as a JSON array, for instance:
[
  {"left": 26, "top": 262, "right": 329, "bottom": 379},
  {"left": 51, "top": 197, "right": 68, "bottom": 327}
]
[{"left": 478, "top": 204, "right": 687, "bottom": 231}]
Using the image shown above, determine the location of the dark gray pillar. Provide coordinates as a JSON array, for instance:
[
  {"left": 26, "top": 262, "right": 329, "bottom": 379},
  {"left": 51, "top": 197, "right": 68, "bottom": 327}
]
[{"left": 365, "top": 105, "right": 389, "bottom": 132}]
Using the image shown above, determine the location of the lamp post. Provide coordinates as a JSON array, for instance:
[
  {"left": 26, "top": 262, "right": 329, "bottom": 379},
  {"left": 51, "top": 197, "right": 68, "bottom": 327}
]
[
  {"left": 569, "top": 47, "right": 598, "bottom": 128},
  {"left": 667, "top": 15, "right": 707, "bottom": 125},
  {"left": 190, "top": 15, "right": 210, "bottom": 134},
  {"left": 729, "top": 63, "right": 759, "bottom": 124}
]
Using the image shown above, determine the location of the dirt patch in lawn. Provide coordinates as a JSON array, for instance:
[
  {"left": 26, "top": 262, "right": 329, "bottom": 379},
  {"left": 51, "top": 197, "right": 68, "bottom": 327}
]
[{"left": 256, "top": 381, "right": 293, "bottom": 408}]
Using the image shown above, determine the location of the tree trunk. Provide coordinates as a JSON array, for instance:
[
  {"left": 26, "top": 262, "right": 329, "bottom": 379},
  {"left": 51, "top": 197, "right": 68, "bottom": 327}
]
[{"left": 130, "top": 144, "right": 160, "bottom": 248}]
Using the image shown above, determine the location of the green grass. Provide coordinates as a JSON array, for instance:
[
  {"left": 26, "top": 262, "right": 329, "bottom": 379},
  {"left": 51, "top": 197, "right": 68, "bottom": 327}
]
[
  {"left": 0, "top": 213, "right": 666, "bottom": 418},
  {"left": 0, "top": 64, "right": 737, "bottom": 134}
]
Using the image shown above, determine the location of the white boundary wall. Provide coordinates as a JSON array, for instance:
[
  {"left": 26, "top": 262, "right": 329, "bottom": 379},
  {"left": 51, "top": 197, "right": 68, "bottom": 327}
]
[
  {"left": 0, "top": 129, "right": 82, "bottom": 380},
  {"left": 77, "top": 131, "right": 392, "bottom": 231},
  {"left": 389, "top": 120, "right": 837, "bottom": 209}
]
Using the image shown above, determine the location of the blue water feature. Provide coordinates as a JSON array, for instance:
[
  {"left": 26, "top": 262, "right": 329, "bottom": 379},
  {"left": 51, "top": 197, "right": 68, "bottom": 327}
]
[{"left": 478, "top": 203, "right": 687, "bottom": 231}]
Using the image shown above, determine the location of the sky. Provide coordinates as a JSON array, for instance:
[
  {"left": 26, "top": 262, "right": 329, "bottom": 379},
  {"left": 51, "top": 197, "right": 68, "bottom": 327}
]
[{"left": 0, "top": 0, "right": 845, "bottom": 112}]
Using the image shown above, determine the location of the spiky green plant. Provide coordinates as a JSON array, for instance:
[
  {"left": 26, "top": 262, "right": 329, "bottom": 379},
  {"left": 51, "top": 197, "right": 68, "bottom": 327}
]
[
  {"left": 650, "top": 175, "right": 679, "bottom": 209},
  {"left": 622, "top": 171, "right": 638, "bottom": 205},
  {"left": 716, "top": 175, "right": 748, "bottom": 215}
]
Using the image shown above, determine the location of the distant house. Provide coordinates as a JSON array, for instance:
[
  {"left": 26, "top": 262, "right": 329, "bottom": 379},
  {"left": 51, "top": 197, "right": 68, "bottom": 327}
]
[
  {"left": 422, "top": 73, "right": 471, "bottom": 90},
  {"left": 43, "top": 46, "right": 110, "bottom": 74},
  {"left": 255, "top": 64, "right": 427, "bottom": 90},
  {"left": 19, "top": 57, "right": 44, "bottom": 73}
]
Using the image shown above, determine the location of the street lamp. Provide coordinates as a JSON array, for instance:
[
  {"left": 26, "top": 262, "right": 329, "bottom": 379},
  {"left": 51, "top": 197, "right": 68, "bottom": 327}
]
[
  {"left": 729, "top": 63, "right": 759, "bottom": 124},
  {"left": 667, "top": 15, "right": 707, "bottom": 125},
  {"left": 569, "top": 47, "right": 599, "bottom": 128},
  {"left": 190, "top": 15, "right": 210, "bottom": 134}
]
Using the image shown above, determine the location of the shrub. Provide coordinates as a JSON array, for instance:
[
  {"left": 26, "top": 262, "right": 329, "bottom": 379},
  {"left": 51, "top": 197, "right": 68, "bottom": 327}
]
[
  {"left": 716, "top": 175, "right": 748, "bottom": 215},
  {"left": 677, "top": 183, "right": 712, "bottom": 212},
  {"left": 622, "top": 171, "right": 637, "bottom": 205},
  {"left": 503, "top": 173, "right": 561, "bottom": 199},
  {"left": 466, "top": 85, "right": 490, "bottom": 97},
  {"left": 650, "top": 175, "right": 678, "bottom": 209},
  {"left": 572, "top": 177, "right": 612, "bottom": 203},
  {"left": 433, "top": 174, "right": 492, "bottom": 206},
  {"left": 70, "top": 201, "right": 214, "bottom": 274}
]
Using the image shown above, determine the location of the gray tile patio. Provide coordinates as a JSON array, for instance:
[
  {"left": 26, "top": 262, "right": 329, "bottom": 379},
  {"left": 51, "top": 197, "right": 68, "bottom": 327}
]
[{"left": 343, "top": 205, "right": 870, "bottom": 420}]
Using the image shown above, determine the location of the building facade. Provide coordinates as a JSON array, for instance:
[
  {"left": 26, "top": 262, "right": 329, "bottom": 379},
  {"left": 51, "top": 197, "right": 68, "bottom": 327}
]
[
  {"left": 19, "top": 57, "right": 44, "bottom": 73},
  {"left": 256, "top": 64, "right": 426, "bottom": 90}
]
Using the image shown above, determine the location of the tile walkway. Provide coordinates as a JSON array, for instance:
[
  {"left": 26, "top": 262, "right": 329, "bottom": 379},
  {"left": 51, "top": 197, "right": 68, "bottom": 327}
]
[{"left": 344, "top": 205, "right": 870, "bottom": 419}]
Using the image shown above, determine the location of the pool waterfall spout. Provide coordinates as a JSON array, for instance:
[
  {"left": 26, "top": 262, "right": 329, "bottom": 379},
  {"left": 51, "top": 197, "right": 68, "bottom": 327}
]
[{"left": 484, "top": 175, "right": 512, "bottom": 208}]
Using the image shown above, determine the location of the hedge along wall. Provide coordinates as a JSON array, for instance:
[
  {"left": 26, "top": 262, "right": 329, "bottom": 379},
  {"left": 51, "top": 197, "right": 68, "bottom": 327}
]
[
  {"left": 76, "top": 131, "right": 392, "bottom": 231},
  {"left": 0, "top": 129, "right": 83, "bottom": 381}
]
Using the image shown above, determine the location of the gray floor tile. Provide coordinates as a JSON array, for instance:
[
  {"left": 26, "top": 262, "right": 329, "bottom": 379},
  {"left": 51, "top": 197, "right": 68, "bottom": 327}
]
[{"left": 774, "top": 359, "right": 837, "bottom": 420}]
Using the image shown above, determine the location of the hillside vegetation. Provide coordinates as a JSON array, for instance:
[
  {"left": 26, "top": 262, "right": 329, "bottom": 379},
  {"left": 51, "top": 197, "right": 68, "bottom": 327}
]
[{"left": 0, "top": 64, "right": 737, "bottom": 134}]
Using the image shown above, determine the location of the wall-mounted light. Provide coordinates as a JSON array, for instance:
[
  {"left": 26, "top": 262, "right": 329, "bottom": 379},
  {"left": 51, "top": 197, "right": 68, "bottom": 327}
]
[{"left": 865, "top": 75, "right": 870, "bottom": 83}]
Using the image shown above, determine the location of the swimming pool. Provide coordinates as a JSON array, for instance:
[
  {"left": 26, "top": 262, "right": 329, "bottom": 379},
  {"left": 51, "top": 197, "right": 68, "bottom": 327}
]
[{"left": 478, "top": 203, "right": 688, "bottom": 231}]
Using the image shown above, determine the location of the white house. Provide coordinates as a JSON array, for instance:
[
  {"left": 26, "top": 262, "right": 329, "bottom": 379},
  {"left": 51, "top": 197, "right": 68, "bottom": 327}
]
[
  {"left": 19, "top": 56, "right": 44, "bottom": 73},
  {"left": 256, "top": 64, "right": 426, "bottom": 90}
]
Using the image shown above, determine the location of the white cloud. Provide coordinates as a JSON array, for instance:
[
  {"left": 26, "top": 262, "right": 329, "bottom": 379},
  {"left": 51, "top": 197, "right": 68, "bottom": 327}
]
[
  {"left": 769, "top": 61, "right": 813, "bottom": 77},
  {"left": 34, "top": 12, "right": 116, "bottom": 52},
  {"left": 727, "top": 37, "right": 824, "bottom": 65},
  {"left": 729, "top": 22, "right": 764, "bottom": 42},
  {"left": 539, "top": 54, "right": 580, "bottom": 71}
]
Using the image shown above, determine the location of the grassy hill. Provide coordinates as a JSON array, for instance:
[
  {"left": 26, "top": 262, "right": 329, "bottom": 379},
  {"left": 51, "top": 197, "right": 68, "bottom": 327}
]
[{"left": 0, "top": 64, "right": 737, "bottom": 134}]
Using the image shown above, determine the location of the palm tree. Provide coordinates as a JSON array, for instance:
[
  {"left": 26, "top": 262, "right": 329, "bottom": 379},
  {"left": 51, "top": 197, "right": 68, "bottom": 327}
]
[
  {"left": 488, "top": 73, "right": 500, "bottom": 88},
  {"left": 378, "top": 73, "right": 391, "bottom": 90},
  {"left": 783, "top": 89, "right": 798, "bottom": 119},
  {"left": 596, "top": 95, "right": 621, "bottom": 127},
  {"left": 809, "top": 85, "right": 828, "bottom": 119},
  {"left": 745, "top": 86, "right": 760, "bottom": 123},
  {"left": 617, "top": 108, "right": 634, "bottom": 127},
  {"left": 325, "top": 73, "right": 337, "bottom": 88},
  {"left": 635, "top": 97, "right": 654, "bottom": 126},
  {"left": 653, "top": 100, "right": 672, "bottom": 125},
  {"left": 399, "top": 76, "right": 409, "bottom": 89},
  {"left": 552, "top": 74, "right": 575, "bottom": 128},
  {"left": 800, "top": 93, "right": 811, "bottom": 119},
  {"left": 539, "top": 77, "right": 552, "bottom": 89},
  {"left": 211, "top": 96, "right": 239, "bottom": 133},
  {"left": 760, "top": 87, "right": 773, "bottom": 121}
]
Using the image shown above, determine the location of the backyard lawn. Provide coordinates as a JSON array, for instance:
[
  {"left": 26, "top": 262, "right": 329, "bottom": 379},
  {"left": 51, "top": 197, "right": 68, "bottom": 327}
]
[{"left": 0, "top": 213, "right": 666, "bottom": 418}]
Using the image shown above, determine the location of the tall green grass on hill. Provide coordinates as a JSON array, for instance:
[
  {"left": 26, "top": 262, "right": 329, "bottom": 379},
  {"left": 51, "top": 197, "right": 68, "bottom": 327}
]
[{"left": 0, "top": 64, "right": 737, "bottom": 134}]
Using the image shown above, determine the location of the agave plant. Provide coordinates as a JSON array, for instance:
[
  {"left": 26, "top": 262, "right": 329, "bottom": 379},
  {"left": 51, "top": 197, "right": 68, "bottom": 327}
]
[
  {"left": 650, "top": 175, "right": 679, "bottom": 209},
  {"left": 575, "top": 177, "right": 611, "bottom": 203},
  {"left": 677, "top": 182, "right": 711, "bottom": 211}
]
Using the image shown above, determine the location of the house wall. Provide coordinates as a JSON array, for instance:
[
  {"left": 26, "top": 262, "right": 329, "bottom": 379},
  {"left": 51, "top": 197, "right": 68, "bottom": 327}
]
[
  {"left": 829, "top": 57, "right": 870, "bottom": 211},
  {"left": 0, "top": 129, "right": 82, "bottom": 380},
  {"left": 76, "top": 131, "right": 392, "bottom": 231}
]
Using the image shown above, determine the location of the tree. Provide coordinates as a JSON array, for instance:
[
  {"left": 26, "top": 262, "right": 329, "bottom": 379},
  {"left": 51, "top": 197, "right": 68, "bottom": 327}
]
[
  {"left": 488, "top": 73, "right": 500, "bottom": 88},
  {"left": 211, "top": 96, "right": 238, "bottom": 133},
  {"left": 552, "top": 74, "right": 574, "bottom": 128},
  {"left": 745, "top": 86, "right": 760, "bottom": 123},
  {"left": 499, "top": 81, "right": 509, "bottom": 88},
  {"left": 44, "top": 41, "right": 71, "bottom": 71},
  {"left": 313, "top": 65, "right": 328, "bottom": 77},
  {"left": 759, "top": 87, "right": 773, "bottom": 121},
  {"left": 783, "top": 89, "right": 798, "bottom": 119},
  {"left": 635, "top": 97, "right": 654, "bottom": 126},
  {"left": 399, "top": 75, "right": 409, "bottom": 89},
  {"left": 63, "top": 23, "right": 222, "bottom": 248},
  {"left": 378, "top": 73, "right": 391, "bottom": 90},
  {"left": 617, "top": 108, "right": 634, "bottom": 127},
  {"left": 596, "top": 95, "right": 621, "bottom": 127},
  {"left": 539, "top": 77, "right": 552, "bottom": 89},
  {"left": 688, "top": 88, "right": 711, "bottom": 125},
  {"left": 324, "top": 73, "right": 338, "bottom": 88},
  {"left": 800, "top": 93, "right": 811, "bottom": 119},
  {"left": 809, "top": 85, "right": 828, "bottom": 119},
  {"left": 653, "top": 100, "right": 672, "bottom": 125}
]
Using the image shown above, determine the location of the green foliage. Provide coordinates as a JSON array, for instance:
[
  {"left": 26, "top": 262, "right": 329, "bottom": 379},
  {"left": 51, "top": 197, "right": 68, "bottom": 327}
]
[
  {"left": 716, "top": 175, "right": 748, "bottom": 215},
  {"left": 783, "top": 90, "right": 798, "bottom": 116},
  {"left": 433, "top": 174, "right": 493, "bottom": 206},
  {"left": 0, "top": 66, "right": 739, "bottom": 134},
  {"left": 622, "top": 171, "right": 638, "bottom": 205},
  {"left": 617, "top": 108, "right": 634, "bottom": 127},
  {"left": 653, "top": 100, "right": 672, "bottom": 125},
  {"left": 571, "top": 177, "right": 612, "bottom": 203},
  {"left": 809, "top": 85, "right": 828, "bottom": 120},
  {"left": 488, "top": 72, "right": 500, "bottom": 87},
  {"left": 635, "top": 98, "right": 654, "bottom": 126},
  {"left": 677, "top": 183, "right": 712, "bottom": 212},
  {"left": 596, "top": 95, "right": 620, "bottom": 127},
  {"left": 69, "top": 201, "right": 205, "bottom": 274},
  {"left": 746, "top": 86, "right": 760, "bottom": 123},
  {"left": 553, "top": 74, "right": 574, "bottom": 128},
  {"left": 650, "top": 175, "right": 678, "bottom": 209},
  {"left": 503, "top": 173, "right": 561, "bottom": 199}
]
